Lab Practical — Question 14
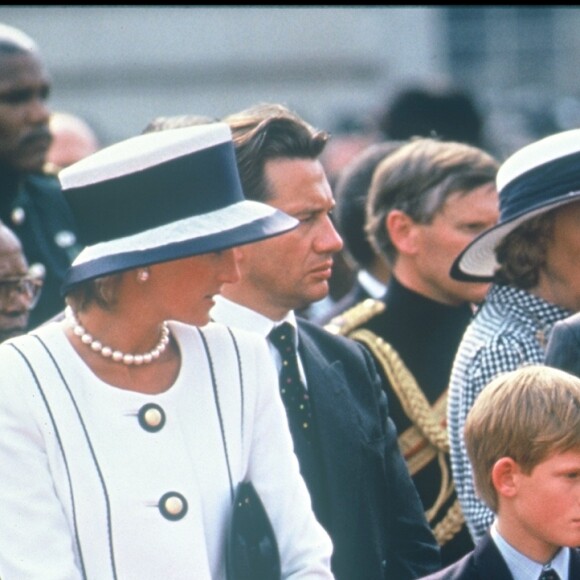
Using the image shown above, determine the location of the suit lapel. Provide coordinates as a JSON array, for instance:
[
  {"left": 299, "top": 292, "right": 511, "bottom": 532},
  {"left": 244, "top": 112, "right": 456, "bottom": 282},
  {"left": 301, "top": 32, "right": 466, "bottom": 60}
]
[
  {"left": 297, "top": 327, "right": 364, "bottom": 550},
  {"left": 473, "top": 532, "right": 514, "bottom": 579},
  {"left": 473, "top": 534, "right": 580, "bottom": 580},
  {"left": 570, "top": 547, "right": 580, "bottom": 577}
]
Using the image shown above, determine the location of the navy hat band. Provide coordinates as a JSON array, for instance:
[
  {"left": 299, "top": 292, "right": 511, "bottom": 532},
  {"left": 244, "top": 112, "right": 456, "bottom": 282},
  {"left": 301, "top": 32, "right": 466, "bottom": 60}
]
[
  {"left": 499, "top": 150, "right": 580, "bottom": 222},
  {"left": 59, "top": 123, "right": 299, "bottom": 291},
  {"left": 63, "top": 140, "right": 243, "bottom": 246},
  {"left": 62, "top": 209, "right": 294, "bottom": 294}
]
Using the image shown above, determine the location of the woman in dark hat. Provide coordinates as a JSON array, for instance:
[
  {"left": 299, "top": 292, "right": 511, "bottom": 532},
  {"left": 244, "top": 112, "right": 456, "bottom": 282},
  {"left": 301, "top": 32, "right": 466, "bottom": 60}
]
[{"left": 0, "top": 124, "right": 334, "bottom": 578}]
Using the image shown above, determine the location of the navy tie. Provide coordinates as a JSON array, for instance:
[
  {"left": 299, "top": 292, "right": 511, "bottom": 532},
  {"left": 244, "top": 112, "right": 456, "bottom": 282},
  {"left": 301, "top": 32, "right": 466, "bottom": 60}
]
[
  {"left": 539, "top": 568, "right": 560, "bottom": 580},
  {"left": 268, "top": 323, "right": 313, "bottom": 441}
]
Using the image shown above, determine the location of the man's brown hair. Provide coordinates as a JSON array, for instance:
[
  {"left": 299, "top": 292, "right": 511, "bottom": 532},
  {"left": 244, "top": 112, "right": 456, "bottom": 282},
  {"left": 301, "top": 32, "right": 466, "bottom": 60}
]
[
  {"left": 223, "top": 103, "right": 328, "bottom": 202},
  {"left": 366, "top": 137, "right": 498, "bottom": 266}
]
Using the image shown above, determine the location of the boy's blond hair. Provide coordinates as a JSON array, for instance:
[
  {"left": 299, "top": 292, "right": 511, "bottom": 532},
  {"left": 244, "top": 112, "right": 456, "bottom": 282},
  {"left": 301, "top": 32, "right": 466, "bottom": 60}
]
[{"left": 465, "top": 364, "right": 580, "bottom": 513}]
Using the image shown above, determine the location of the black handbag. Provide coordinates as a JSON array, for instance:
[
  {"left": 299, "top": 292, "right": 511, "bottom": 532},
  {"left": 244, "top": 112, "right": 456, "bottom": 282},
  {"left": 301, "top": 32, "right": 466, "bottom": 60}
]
[
  {"left": 226, "top": 481, "right": 281, "bottom": 580},
  {"left": 202, "top": 328, "right": 281, "bottom": 580}
]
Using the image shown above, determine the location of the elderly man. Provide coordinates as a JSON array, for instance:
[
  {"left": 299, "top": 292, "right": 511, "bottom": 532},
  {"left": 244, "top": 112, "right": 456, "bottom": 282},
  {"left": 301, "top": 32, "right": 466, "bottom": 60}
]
[
  {"left": 448, "top": 128, "right": 580, "bottom": 543},
  {"left": 0, "top": 23, "right": 79, "bottom": 327},
  {"left": 0, "top": 220, "right": 42, "bottom": 342}
]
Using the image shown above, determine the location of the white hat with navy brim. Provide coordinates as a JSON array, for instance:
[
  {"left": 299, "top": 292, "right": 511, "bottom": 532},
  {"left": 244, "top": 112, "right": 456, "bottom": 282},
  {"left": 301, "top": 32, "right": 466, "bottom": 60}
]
[
  {"left": 59, "top": 123, "right": 298, "bottom": 293},
  {"left": 451, "top": 128, "right": 580, "bottom": 281}
]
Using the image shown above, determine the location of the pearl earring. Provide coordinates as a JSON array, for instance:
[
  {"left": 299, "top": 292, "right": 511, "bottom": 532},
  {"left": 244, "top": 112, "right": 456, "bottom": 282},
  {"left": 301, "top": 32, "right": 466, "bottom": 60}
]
[{"left": 137, "top": 268, "right": 150, "bottom": 283}]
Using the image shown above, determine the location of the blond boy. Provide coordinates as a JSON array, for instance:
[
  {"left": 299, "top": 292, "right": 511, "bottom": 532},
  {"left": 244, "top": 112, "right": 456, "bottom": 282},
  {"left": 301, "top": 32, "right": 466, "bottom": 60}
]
[{"left": 422, "top": 365, "right": 580, "bottom": 579}]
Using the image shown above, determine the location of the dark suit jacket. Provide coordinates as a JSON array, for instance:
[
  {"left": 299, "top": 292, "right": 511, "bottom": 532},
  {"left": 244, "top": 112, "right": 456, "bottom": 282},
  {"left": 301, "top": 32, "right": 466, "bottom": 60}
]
[
  {"left": 419, "top": 532, "right": 580, "bottom": 579},
  {"left": 325, "top": 276, "right": 475, "bottom": 565},
  {"left": 297, "top": 319, "right": 441, "bottom": 580},
  {"left": 545, "top": 311, "right": 580, "bottom": 377}
]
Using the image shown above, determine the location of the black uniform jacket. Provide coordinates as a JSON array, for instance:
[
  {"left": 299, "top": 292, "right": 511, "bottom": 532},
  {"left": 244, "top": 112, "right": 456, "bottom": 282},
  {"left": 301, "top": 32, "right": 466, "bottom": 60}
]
[{"left": 325, "top": 276, "right": 476, "bottom": 566}]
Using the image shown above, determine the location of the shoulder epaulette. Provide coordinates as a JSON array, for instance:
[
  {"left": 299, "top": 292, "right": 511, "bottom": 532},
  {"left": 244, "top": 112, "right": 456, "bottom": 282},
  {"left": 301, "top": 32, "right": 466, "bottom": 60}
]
[{"left": 324, "top": 298, "right": 385, "bottom": 336}]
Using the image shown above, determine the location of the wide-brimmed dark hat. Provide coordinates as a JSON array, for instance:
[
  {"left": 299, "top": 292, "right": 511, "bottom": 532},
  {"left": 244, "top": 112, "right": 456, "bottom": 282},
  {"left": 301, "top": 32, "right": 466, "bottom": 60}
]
[
  {"left": 60, "top": 123, "right": 298, "bottom": 293},
  {"left": 451, "top": 128, "right": 580, "bottom": 281}
]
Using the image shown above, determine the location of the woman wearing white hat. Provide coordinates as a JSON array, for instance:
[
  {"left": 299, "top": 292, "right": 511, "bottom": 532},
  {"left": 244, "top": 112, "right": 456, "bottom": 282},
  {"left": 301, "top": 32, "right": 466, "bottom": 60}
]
[
  {"left": 0, "top": 124, "right": 334, "bottom": 578},
  {"left": 448, "top": 128, "right": 580, "bottom": 544}
]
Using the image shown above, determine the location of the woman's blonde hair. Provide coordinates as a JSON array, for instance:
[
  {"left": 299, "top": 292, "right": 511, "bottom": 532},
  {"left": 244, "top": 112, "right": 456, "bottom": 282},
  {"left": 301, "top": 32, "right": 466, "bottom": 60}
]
[{"left": 465, "top": 364, "right": 580, "bottom": 513}]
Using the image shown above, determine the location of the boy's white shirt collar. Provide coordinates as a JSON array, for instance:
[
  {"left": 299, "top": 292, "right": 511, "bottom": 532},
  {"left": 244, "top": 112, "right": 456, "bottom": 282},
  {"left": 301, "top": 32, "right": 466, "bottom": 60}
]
[{"left": 491, "top": 520, "right": 570, "bottom": 580}]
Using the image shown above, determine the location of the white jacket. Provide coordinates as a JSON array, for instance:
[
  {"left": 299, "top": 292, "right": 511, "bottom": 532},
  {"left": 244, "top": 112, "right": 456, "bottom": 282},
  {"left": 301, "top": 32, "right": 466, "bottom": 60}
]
[{"left": 0, "top": 320, "right": 333, "bottom": 579}]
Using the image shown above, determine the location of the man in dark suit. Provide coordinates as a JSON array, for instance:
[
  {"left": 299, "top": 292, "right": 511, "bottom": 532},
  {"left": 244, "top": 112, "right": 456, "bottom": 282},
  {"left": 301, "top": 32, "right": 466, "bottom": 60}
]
[
  {"left": 420, "top": 365, "right": 580, "bottom": 580},
  {"left": 211, "top": 103, "right": 441, "bottom": 580},
  {"left": 0, "top": 24, "right": 80, "bottom": 327},
  {"left": 545, "top": 311, "right": 580, "bottom": 377}
]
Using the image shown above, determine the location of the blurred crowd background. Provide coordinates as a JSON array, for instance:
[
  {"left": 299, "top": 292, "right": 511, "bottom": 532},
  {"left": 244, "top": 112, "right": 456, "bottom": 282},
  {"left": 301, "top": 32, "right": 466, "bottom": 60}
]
[{"left": 3, "top": 6, "right": 580, "bottom": 164}]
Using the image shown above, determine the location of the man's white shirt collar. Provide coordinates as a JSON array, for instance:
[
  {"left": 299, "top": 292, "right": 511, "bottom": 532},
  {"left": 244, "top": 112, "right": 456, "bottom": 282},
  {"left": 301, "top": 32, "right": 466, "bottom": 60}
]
[
  {"left": 211, "top": 295, "right": 305, "bottom": 385},
  {"left": 211, "top": 295, "right": 297, "bottom": 338}
]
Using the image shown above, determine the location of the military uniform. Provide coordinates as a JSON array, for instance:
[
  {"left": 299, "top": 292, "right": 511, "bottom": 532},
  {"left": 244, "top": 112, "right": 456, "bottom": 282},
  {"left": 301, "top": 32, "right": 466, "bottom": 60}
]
[
  {"left": 326, "top": 276, "right": 475, "bottom": 566},
  {"left": 1, "top": 169, "right": 80, "bottom": 328}
]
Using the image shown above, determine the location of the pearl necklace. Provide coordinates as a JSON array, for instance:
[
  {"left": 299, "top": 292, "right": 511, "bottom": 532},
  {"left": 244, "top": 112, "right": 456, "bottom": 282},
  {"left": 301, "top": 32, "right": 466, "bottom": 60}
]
[{"left": 65, "top": 306, "right": 170, "bottom": 366}]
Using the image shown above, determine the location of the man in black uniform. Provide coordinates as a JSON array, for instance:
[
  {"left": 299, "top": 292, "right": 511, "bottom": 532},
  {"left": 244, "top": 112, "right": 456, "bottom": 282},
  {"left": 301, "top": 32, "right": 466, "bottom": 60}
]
[
  {"left": 326, "top": 137, "right": 499, "bottom": 566},
  {"left": 0, "top": 23, "right": 80, "bottom": 327}
]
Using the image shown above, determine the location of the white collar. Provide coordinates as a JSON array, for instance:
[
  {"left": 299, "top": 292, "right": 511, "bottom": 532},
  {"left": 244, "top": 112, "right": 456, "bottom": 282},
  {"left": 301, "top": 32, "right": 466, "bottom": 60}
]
[
  {"left": 211, "top": 295, "right": 305, "bottom": 383},
  {"left": 491, "top": 521, "right": 570, "bottom": 580},
  {"left": 210, "top": 295, "right": 298, "bottom": 340}
]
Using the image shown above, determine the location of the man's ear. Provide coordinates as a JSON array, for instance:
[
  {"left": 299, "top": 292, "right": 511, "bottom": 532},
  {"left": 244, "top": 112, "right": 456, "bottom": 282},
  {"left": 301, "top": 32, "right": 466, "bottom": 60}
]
[
  {"left": 385, "top": 210, "right": 420, "bottom": 256},
  {"left": 491, "top": 457, "right": 520, "bottom": 499}
]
